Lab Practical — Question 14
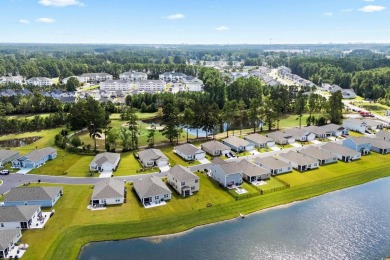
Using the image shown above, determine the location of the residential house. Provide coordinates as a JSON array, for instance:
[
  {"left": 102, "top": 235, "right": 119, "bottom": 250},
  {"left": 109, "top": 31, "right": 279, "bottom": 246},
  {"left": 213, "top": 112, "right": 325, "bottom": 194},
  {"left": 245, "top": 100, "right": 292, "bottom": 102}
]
[
  {"left": 100, "top": 80, "right": 132, "bottom": 91},
  {"left": 320, "top": 83, "right": 333, "bottom": 92},
  {"left": 209, "top": 158, "right": 243, "bottom": 188},
  {"left": 49, "top": 89, "right": 63, "bottom": 99},
  {"left": 174, "top": 143, "right": 206, "bottom": 161},
  {"left": 321, "top": 124, "right": 348, "bottom": 136},
  {"left": 89, "top": 152, "right": 121, "bottom": 172},
  {"left": 26, "top": 77, "right": 53, "bottom": 86},
  {"left": 90, "top": 179, "right": 125, "bottom": 206},
  {"left": 4, "top": 186, "right": 63, "bottom": 207},
  {"left": 0, "top": 205, "right": 42, "bottom": 229},
  {"left": 80, "top": 73, "right": 113, "bottom": 82},
  {"left": 59, "top": 96, "right": 76, "bottom": 103},
  {"left": 137, "top": 149, "right": 169, "bottom": 168},
  {"left": 159, "top": 72, "right": 187, "bottom": 82},
  {"left": 342, "top": 118, "right": 384, "bottom": 134},
  {"left": 254, "top": 156, "right": 292, "bottom": 175},
  {"left": 238, "top": 159, "right": 271, "bottom": 183},
  {"left": 12, "top": 147, "right": 57, "bottom": 169},
  {"left": 0, "top": 150, "right": 20, "bottom": 167},
  {"left": 0, "top": 229, "right": 22, "bottom": 259},
  {"left": 244, "top": 133, "right": 275, "bottom": 148},
  {"left": 343, "top": 137, "right": 371, "bottom": 155},
  {"left": 133, "top": 176, "right": 172, "bottom": 207},
  {"left": 18, "top": 89, "right": 33, "bottom": 96},
  {"left": 278, "top": 151, "right": 319, "bottom": 171},
  {"left": 341, "top": 89, "right": 356, "bottom": 99},
  {"left": 321, "top": 142, "right": 361, "bottom": 162},
  {"left": 298, "top": 146, "right": 338, "bottom": 165},
  {"left": 167, "top": 165, "right": 199, "bottom": 196},
  {"left": 0, "top": 75, "right": 24, "bottom": 85},
  {"left": 183, "top": 76, "right": 203, "bottom": 92},
  {"left": 369, "top": 137, "right": 390, "bottom": 154},
  {"left": 266, "top": 131, "right": 295, "bottom": 145},
  {"left": 304, "top": 126, "right": 331, "bottom": 139},
  {"left": 376, "top": 130, "right": 390, "bottom": 141},
  {"left": 136, "top": 80, "right": 166, "bottom": 92},
  {"left": 222, "top": 136, "right": 254, "bottom": 152},
  {"left": 201, "top": 140, "right": 231, "bottom": 157},
  {"left": 230, "top": 72, "right": 249, "bottom": 81},
  {"left": 119, "top": 71, "right": 147, "bottom": 81},
  {"left": 284, "top": 128, "right": 315, "bottom": 142},
  {"left": 62, "top": 76, "right": 87, "bottom": 84}
]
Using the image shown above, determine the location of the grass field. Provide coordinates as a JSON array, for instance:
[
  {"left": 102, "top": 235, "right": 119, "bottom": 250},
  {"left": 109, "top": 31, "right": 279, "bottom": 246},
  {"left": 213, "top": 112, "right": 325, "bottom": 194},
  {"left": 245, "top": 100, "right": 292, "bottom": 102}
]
[
  {"left": 2, "top": 150, "right": 389, "bottom": 259},
  {"left": 359, "top": 102, "right": 390, "bottom": 115}
]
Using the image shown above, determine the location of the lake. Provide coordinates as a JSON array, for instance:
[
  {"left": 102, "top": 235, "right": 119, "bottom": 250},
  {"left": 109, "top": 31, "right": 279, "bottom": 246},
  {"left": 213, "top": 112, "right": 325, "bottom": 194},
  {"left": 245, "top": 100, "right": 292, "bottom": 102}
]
[{"left": 78, "top": 177, "right": 390, "bottom": 260}]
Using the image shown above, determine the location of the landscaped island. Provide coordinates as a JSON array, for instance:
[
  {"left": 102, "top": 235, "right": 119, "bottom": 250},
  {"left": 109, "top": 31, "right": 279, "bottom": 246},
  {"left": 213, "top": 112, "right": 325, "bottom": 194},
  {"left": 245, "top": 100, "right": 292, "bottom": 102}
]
[{"left": 4, "top": 151, "right": 388, "bottom": 260}]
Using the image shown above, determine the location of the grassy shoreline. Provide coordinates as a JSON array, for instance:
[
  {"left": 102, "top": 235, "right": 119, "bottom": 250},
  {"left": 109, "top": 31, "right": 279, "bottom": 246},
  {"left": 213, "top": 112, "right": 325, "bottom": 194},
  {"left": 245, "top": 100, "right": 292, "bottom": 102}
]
[{"left": 41, "top": 164, "right": 390, "bottom": 260}]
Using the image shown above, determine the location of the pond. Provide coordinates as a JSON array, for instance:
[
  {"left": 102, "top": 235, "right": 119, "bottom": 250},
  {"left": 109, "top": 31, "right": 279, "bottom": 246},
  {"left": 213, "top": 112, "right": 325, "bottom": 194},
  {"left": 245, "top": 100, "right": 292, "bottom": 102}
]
[{"left": 0, "top": 136, "right": 41, "bottom": 147}]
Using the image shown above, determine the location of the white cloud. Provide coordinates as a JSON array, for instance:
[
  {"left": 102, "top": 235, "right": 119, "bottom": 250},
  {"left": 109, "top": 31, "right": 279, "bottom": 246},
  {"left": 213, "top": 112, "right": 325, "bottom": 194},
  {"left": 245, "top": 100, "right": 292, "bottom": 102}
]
[
  {"left": 323, "top": 12, "right": 333, "bottom": 16},
  {"left": 358, "top": 5, "right": 386, "bottom": 12},
  {"left": 36, "top": 18, "right": 56, "bottom": 23},
  {"left": 363, "top": 0, "right": 375, "bottom": 2},
  {"left": 39, "top": 0, "right": 84, "bottom": 7},
  {"left": 215, "top": 26, "right": 230, "bottom": 31},
  {"left": 341, "top": 8, "right": 354, "bottom": 12},
  {"left": 164, "top": 14, "right": 185, "bottom": 20},
  {"left": 19, "top": 19, "right": 30, "bottom": 24}
]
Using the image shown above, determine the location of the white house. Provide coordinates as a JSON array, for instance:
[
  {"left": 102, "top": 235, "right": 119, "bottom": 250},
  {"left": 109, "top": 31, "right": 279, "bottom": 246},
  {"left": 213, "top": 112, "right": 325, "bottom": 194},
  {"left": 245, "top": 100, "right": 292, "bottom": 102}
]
[
  {"left": 369, "top": 137, "right": 390, "bottom": 154},
  {"left": 0, "top": 150, "right": 20, "bottom": 167},
  {"left": 159, "top": 72, "right": 187, "bottom": 82},
  {"left": 0, "top": 205, "right": 42, "bottom": 230},
  {"left": 80, "top": 73, "right": 113, "bottom": 82},
  {"left": 136, "top": 80, "right": 166, "bottom": 92},
  {"left": 278, "top": 151, "right": 319, "bottom": 171},
  {"left": 238, "top": 159, "right": 271, "bottom": 183},
  {"left": 201, "top": 140, "right": 231, "bottom": 157},
  {"left": 26, "top": 77, "right": 53, "bottom": 86},
  {"left": 89, "top": 152, "right": 121, "bottom": 172},
  {"left": 100, "top": 80, "right": 132, "bottom": 91},
  {"left": 244, "top": 133, "right": 275, "bottom": 148},
  {"left": 254, "top": 156, "right": 292, "bottom": 176},
  {"left": 133, "top": 176, "right": 172, "bottom": 207},
  {"left": 137, "top": 149, "right": 169, "bottom": 168},
  {"left": 298, "top": 146, "right": 338, "bottom": 165},
  {"left": 183, "top": 76, "right": 203, "bottom": 92},
  {"left": 343, "top": 118, "right": 384, "bottom": 134},
  {"left": 376, "top": 130, "right": 390, "bottom": 141},
  {"left": 321, "top": 142, "right": 361, "bottom": 162},
  {"left": 119, "top": 71, "right": 147, "bottom": 81},
  {"left": 0, "top": 229, "right": 22, "bottom": 259},
  {"left": 62, "top": 76, "right": 87, "bottom": 84},
  {"left": 222, "top": 136, "right": 254, "bottom": 152},
  {"left": 0, "top": 75, "right": 24, "bottom": 85},
  {"left": 167, "top": 165, "right": 199, "bottom": 196},
  {"left": 90, "top": 179, "right": 125, "bottom": 206},
  {"left": 341, "top": 89, "right": 356, "bottom": 99},
  {"left": 266, "top": 131, "right": 295, "bottom": 145},
  {"left": 284, "top": 128, "right": 316, "bottom": 142},
  {"left": 174, "top": 143, "right": 206, "bottom": 161},
  {"left": 209, "top": 158, "right": 243, "bottom": 188}
]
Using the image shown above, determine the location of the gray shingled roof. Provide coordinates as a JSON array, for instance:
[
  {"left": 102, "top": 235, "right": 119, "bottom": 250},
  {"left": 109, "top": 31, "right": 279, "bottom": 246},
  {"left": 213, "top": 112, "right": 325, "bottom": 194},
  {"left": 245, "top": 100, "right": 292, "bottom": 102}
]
[
  {"left": 168, "top": 165, "right": 199, "bottom": 182},
  {"left": 321, "top": 124, "right": 345, "bottom": 132},
  {"left": 266, "top": 131, "right": 292, "bottom": 140},
  {"left": 138, "top": 149, "right": 168, "bottom": 163},
  {"left": 346, "top": 137, "right": 372, "bottom": 146},
  {"left": 133, "top": 176, "right": 171, "bottom": 198},
  {"left": 17, "top": 147, "right": 56, "bottom": 163},
  {"left": 223, "top": 136, "right": 250, "bottom": 147},
  {"left": 0, "top": 205, "right": 40, "bottom": 222},
  {"left": 211, "top": 157, "right": 226, "bottom": 165},
  {"left": 219, "top": 163, "right": 243, "bottom": 175},
  {"left": 0, "top": 150, "right": 19, "bottom": 161},
  {"left": 175, "top": 143, "right": 204, "bottom": 156},
  {"left": 201, "top": 140, "right": 230, "bottom": 152},
  {"left": 91, "top": 179, "right": 124, "bottom": 200},
  {"left": 304, "top": 125, "right": 329, "bottom": 135},
  {"left": 284, "top": 128, "right": 309, "bottom": 138},
  {"left": 369, "top": 137, "right": 390, "bottom": 149},
  {"left": 90, "top": 152, "right": 120, "bottom": 167},
  {"left": 321, "top": 142, "right": 359, "bottom": 156},
  {"left": 279, "top": 151, "right": 317, "bottom": 165},
  {"left": 237, "top": 159, "right": 270, "bottom": 177},
  {"left": 244, "top": 134, "right": 273, "bottom": 144},
  {"left": 299, "top": 146, "right": 337, "bottom": 161},
  {"left": 0, "top": 229, "right": 21, "bottom": 251},
  {"left": 376, "top": 130, "right": 390, "bottom": 140},
  {"left": 4, "top": 186, "right": 62, "bottom": 202},
  {"left": 254, "top": 156, "right": 290, "bottom": 169}
]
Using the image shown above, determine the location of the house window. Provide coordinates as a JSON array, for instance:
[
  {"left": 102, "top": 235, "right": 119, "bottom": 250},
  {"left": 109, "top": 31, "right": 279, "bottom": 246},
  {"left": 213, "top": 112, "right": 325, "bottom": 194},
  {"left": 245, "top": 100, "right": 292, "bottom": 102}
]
[
  {"left": 195, "top": 179, "right": 199, "bottom": 183},
  {"left": 181, "top": 182, "right": 185, "bottom": 186},
  {"left": 164, "top": 194, "right": 169, "bottom": 198},
  {"left": 191, "top": 186, "right": 195, "bottom": 190},
  {"left": 1, "top": 223, "right": 3, "bottom": 227},
  {"left": 155, "top": 196, "right": 159, "bottom": 200}
]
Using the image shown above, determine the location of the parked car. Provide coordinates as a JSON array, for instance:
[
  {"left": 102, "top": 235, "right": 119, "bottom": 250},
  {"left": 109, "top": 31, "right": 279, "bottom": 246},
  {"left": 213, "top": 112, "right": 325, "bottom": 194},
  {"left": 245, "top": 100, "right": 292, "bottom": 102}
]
[
  {"left": 225, "top": 153, "right": 231, "bottom": 158},
  {"left": 229, "top": 152, "right": 236, "bottom": 158},
  {"left": 0, "top": 170, "right": 10, "bottom": 175}
]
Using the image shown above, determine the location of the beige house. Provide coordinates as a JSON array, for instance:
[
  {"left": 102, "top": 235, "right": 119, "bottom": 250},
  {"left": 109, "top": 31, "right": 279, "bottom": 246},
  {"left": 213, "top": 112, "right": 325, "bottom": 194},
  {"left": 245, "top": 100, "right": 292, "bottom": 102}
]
[{"left": 167, "top": 165, "right": 199, "bottom": 196}]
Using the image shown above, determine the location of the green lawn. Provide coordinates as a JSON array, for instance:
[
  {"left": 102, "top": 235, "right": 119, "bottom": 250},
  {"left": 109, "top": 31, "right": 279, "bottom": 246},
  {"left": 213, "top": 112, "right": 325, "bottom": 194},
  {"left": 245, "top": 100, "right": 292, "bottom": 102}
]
[
  {"left": 259, "top": 177, "right": 286, "bottom": 192},
  {"left": 115, "top": 152, "right": 158, "bottom": 176},
  {"left": 348, "top": 131, "right": 364, "bottom": 137},
  {"left": 5, "top": 113, "right": 52, "bottom": 120},
  {"left": 161, "top": 146, "right": 201, "bottom": 167},
  {"left": 359, "top": 102, "right": 390, "bottom": 115}
]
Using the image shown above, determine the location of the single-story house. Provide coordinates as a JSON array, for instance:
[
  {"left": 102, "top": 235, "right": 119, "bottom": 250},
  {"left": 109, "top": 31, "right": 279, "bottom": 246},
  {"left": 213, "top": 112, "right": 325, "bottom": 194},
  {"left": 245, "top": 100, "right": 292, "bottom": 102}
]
[
  {"left": 284, "top": 128, "right": 315, "bottom": 142},
  {"left": 266, "top": 131, "right": 295, "bottom": 145},
  {"left": 133, "top": 176, "right": 172, "bottom": 207},
  {"left": 3, "top": 186, "right": 63, "bottom": 207},
  {"left": 321, "top": 142, "right": 361, "bottom": 162},
  {"left": 0, "top": 150, "right": 20, "bottom": 167},
  {"left": 0, "top": 229, "right": 22, "bottom": 259},
  {"left": 90, "top": 179, "right": 125, "bottom": 206},
  {"left": 321, "top": 124, "right": 348, "bottom": 137},
  {"left": 238, "top": 159, "right": 271, "bottom": 183},
  {"left": 304, "top": 125, "right": 330, "bottom": 139},
  {"left": 209, "top": 158, "right": 243, "bottom": 188},
  {"left": 343, "top": 137, "right": 371, "bottom": 155},
  {"left": 342, "top": 118, "right": 384, "bottom": 134},
  {"left": 298, "top": 146, "right": 338, "bottom": 165},
  {"left": 89, "top": 152, "right": 121, "bottom": 172},
  {"left": 341, "top": 89, "right": 356, "bottom": 99},
  {"left": 174, "top": 143, "right": 206, "bottom": 161},
  {"left": 222, "top": 136, "right": 254, "bottom": 152},
  {"left": 11, "top": 147, "right": 57, "bottom": 169},
  {"left": 0, "top": 205, "right": 42, "bottom": 229},
  {"left": 253, "top": 156, "right": 292, "bottom": 175},
  {"left": 369, "top": 137, "right": 390, "bottom": 154},
  {"left": 278, "top": 151, "right": 319, "bottom": 171},
  {"left": 167, "top": 165, "right": 199, "bottom": 196},
  {"left": 376, "top": 130, "right": 390, "bottom": 142},
  {"left": 201, "top": 140, "right": 231, "bottom": 156},
  {"left": 244, "top": 133, "right": 275, "bottom": 148},
  {"left": 137, "top": 149, "right": 169, "bottom": 168}
]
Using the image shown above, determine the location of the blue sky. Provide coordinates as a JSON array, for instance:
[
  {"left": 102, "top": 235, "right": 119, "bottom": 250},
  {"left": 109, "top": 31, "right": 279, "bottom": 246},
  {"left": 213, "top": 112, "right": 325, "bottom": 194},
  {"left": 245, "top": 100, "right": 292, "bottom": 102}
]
[{"left": 1, "top": 0, "right": 389, "bottom": 44}]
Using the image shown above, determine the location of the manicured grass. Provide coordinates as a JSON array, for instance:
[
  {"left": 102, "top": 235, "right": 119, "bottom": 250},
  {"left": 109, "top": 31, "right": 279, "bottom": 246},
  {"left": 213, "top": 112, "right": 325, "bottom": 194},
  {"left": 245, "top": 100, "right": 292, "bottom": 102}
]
[
  {"left": 5, "top": 113, "right": 52, "bottom": 120},
  {"left": 160, "top": 146, "right": 201, "bottom": 167},
  {"left": 259, "top": 177, "right": 286, "bottom": 191},
  {"left": 359, "top": 102, "right": 390, "bottom": 115},
  {"left": 115, "top": 152, "right": 158, "bottom": 176},
  {"left": 348, "top": 131, "right": 364, "bottom": 137}
]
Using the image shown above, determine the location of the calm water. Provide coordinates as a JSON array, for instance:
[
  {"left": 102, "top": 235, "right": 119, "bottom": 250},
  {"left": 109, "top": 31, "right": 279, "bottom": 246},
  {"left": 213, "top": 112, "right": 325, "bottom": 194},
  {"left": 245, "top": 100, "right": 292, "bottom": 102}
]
[{"left": 79, "top": 178, "right": 390, "bottom": 260}]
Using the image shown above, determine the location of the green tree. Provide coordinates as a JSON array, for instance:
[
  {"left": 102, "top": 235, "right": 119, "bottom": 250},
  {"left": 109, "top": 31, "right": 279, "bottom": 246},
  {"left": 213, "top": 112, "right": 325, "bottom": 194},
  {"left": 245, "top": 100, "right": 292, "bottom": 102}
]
[
  {"left": 147, "top": 124, "right": 156, "bottom": 148},
  {"left": 161, "top": 102, "right": 180, "bottom": 143},
  {"left": 248, "top": 98, "right": 261, "bottom": 133},
  {"left": 70, "top": 135, "right": 82, "bottom": 148},
  {"left": 127, "top": 108, "right": 139, "bottom": 150},
  {"left": 327, "top": 91, "right": 344, "bottom": 124},
  {"left": 66, "top": 77, "right": 80, "bottom": 92},
  {"left": 294, "top": 96, "right": 307, "bottom": 128},
  {"left": 88, "top": 123, "right": 102, "bottom": 152},
  {"left": 182, "top": 107, "right": 195, "bottom": 143}
]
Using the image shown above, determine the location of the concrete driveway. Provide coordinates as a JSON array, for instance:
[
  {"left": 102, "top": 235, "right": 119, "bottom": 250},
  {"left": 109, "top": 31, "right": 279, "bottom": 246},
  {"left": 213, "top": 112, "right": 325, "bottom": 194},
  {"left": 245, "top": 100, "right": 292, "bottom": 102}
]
[{"left": 99, "top": 171, "right": 113, "bottom": 178}]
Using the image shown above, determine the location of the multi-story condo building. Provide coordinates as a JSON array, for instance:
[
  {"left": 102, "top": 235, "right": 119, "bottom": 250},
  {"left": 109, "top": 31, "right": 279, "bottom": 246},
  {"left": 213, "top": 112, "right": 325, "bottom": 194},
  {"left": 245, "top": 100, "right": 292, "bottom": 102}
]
[
  {"left": 26, "top": 77, "right": 53, "bottom": 86},
  {"left": 119, "top": 71, "right": 147, "bottom": 81}
]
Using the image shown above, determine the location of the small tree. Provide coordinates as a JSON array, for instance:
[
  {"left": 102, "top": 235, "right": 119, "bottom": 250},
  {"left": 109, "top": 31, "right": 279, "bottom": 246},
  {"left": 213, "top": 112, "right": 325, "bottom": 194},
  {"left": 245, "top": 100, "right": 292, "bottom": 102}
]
[{"left": 70, "top": 135, "right": 82, "bottom": 148}]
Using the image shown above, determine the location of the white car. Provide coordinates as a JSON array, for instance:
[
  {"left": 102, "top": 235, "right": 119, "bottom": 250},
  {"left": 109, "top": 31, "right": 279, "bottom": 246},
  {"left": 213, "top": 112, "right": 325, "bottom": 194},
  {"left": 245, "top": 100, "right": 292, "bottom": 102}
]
[{"left": 0, "top": 170, "right": 10, "bottom": 175}]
